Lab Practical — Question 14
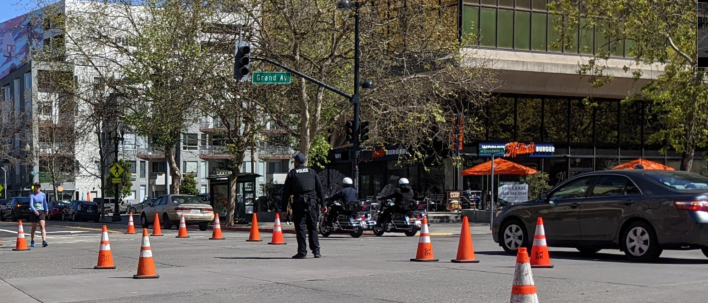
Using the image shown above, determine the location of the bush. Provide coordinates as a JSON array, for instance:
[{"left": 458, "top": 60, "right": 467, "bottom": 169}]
[
  {"left": 180, "top": 173, "right": 198, "bottom": 195},
  {"left": 520, "top": 172, "right": 552, "bottom": 200}
]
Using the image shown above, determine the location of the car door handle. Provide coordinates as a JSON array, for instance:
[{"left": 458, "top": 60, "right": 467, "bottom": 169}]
[
  {"left": 570, "top": 202, "right": 579, "bottom": 209},
  {"left": 624, "top": 200, "right": 634, "bottom": 206}
]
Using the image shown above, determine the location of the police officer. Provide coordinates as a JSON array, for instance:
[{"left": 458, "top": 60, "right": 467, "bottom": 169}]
[
  {"left": 376, "top": 178, "right": 414, "bottom": 227},
  {"left": 282, "top": 153, "right": 325, "bottom": 259},
  {"left": 324, "top": 177, "right": 358, "bottom": 225}
]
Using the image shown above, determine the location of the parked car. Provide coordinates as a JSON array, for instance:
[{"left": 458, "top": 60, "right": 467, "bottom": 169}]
[
  {"left": 493, "top": 170, "right": 708, "bottom": 262},
  {"left": 140, "top": 195, "right": 214, "bottom": 231},
  {"left": 47, "top": 201, "right": 70, "bottom": 220},
  {"left": 62, "top": 201, "right": 101, "bottom": 222},
  {"left": 129, "top": 198, "right": 155, "bottom": 215},
  {"left": 0, "top": 199, "right": 8, "bottom": 214},
  {"left": 0, "top": 197, "right": 30, "bottom": 221}
]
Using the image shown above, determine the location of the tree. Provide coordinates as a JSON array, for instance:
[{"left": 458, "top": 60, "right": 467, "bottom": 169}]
[
  {"left": 240, "top": 0, "right": 498, "bottom": 165},
  {"left": 549, "top": 0, "right": 707, "bottom": 171},
  {"left": 180, "top": 173, "right": 198, "bottom": 195},
  {"left": 103, "top": 159, "right": 133, "bottom": 201},
  {"left": 520, "top": 172, "right": 552, "bottom": 201}
]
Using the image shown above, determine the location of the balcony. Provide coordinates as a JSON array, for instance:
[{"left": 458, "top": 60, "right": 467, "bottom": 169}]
[
  {"left": 199, "top": 119, "right": 228, "bottom": 133},
  {"left": 258, "top": 144, "right": 292, "bottom": 160},
  {"left": 38, "top": 143, "right": 73, "bottom": 157},
  {"left": 199, "top": 145, "right": 234, "bottom": 160},
  {"left": 136, "top": 147, "right": 165, "bottom": 160}
]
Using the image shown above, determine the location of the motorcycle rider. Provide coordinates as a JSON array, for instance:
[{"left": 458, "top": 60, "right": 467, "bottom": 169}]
[
  {"left": 324, "top": 177, "right": 358, "bottom": 225},
  {"left": 376, "top": 178, "right": 414, "bottom": 227}
]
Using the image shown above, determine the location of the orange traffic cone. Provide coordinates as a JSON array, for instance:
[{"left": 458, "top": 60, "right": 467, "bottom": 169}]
[
  {"left": 95, "top": 225, "right": 116, "bottom": 269},
  {"left": 210, "top": 214, "right": 225, "bottom": 240},
  {"left": 126, "top": 212, "right": 136, "bottom": 234},
  {"left": 451, "top": 216, "right": 480, "bottom": 263},
  {"left": 151, "top": 213, "right": 163, "bottom": 236},
  {"left": 410, "top": 217, "right": 438, "bottom": 262},
  {"left": 12, "top": 220, "right": 30, "bottom": 251},
  {"left": 268, "top": 213, "right": 287, "bottom": 245},
  {"left": 246, "top": 213, "right": 262, "bottom": 242},
  {"left": 134, "top": 229, "right": 159, "bottom": 279},
  {"left": 176, "top": 214, "right": 189, "bottom": 238},
  {"left": 530, "top": 217, "right": 554, "bottom": 268},
  {"left": 511, "top": 247, "right": 539, "bottom": 303}
]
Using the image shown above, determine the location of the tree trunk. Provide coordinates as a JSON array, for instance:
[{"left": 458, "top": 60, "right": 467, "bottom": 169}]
[
  {"left": 680, "top": 147, "right": 695, "bottom": 172},
  {"left": 225, "top": 169, "right": 239, "bottom": 226},
  {"left": 164, "top": 147, "right": 181, "bottom": 194}
]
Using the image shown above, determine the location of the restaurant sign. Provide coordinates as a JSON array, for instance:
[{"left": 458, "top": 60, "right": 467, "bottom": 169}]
[{"left": 478, "top": 142, "right": 554, "bottom": 158}]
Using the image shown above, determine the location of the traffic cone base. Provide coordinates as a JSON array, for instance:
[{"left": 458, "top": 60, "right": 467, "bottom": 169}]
[
  {"left": 134, "top": 229, "right": 159, "bottom": 279},
  {"left": 268, "top": 213, "right": 287, "bottom": 245},
  {"left": 151, "top": 213, "right": 163, "bottom": 236},
  {"left": 246, "top": 213, "right": 262, "bottom": 242},
  {"left": 125, "top": 212, "right": 136, "bottom": 234},
  {"left": 95, "top": 225, "right": 116, "bottom": 269},
  {"left": 410, "top": 218, "right": 438, "bottom": 262},
  {"left": 451, "top": 216, "right": 480, "bottom": 263},
  {"left": 176, "top": 214, "right": 189, "bottom": 238},
  {"left": 210, "top": 213, "right": 225, "bottom": 240},
  {"left": 530, "top": 217, "right": 554, "bottom": 269},
  {"left": 13, "top": 221, "right": 30, "bottom": 251}
]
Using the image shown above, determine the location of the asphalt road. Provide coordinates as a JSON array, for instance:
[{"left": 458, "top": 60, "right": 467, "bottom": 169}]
[{"left": 1, "top": 219, "right": 707, "bottom": 303}]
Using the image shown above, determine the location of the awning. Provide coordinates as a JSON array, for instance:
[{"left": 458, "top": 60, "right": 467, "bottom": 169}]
[
  {"left": 611, "top": 159, "right": 675, "bottom": 171},
  {"left": 461, "top": 158, "right": 538, "bottom": 176}
]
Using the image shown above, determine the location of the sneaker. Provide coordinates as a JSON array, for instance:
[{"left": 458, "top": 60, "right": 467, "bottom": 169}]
[
  {"left": 42, "top": 241, "right": 48, "bottom": 247},
  {"left": 291, "top": 254, "right": 306, "bottom": 259},
  {"left": 314, "top": 253, "right": 321, "bottom": 258},
  {"left": 30, "top": 241, "right": 35, "bottom": 248}
]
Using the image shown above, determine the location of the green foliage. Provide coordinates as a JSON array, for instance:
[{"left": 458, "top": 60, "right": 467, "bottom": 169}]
[
  {"left": 309, "top": 135, "right": 332, "bottom": 169},
  {"left": 520, "top": 172, "right": 552, "bottom": 201},
  {"left": 180, "top": 173, "right": 198, "bottom": 195},
  {"left": 103, "top": 160, "right": 133, "bottom": 200}
]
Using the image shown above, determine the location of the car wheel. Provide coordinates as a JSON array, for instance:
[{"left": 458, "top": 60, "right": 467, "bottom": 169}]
[
  {"left": 11, "top": 212, "right": 18, "bottom": 222},
  {"left": 162, "top": 214, "right": 172, "bottom": 230},
  {"left": 141, "top": 214, "right": 150, "bottom": 228},
  {"left": 0, "top": 213, "right": 5, "bottom": 221},
  {"left": 350, "top": 227, "right": 364, "bottom": 238},
  {"left": 373, "top": 226, "right": 385, "bottom": 237},
  {"left": 94, "top": 217, "right": 100, "bottom": 223},
  {"left": 576, "top": 247, "right": 601, "bottom": 255},
  {"left": 701, "top": 247, "right": 708, "bottom": 259},
  {"left": 198, "top": 222, "right": 209, "bottom": 231},
  {"left": 500, "top": 219, "right": 529, "bottom": 255},
  {"left": 622, "top": 221, "right": 662, "bottom": 262}
]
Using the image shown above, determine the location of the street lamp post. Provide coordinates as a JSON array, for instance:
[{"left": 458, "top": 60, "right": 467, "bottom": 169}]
[
  {"left": 1, "top": 167, "right": 6, "bottom": 199},
  {"left": 110, "top": 124, "right": 125, "bottom": 222}
]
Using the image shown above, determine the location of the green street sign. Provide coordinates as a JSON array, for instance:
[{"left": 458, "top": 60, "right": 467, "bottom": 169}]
[
  {"left": 478, "top": 147, "right": 505, "bottom": 156},
  {"left": 252, "top": 72, "right": 291, "bottom": 84},
  {"left": 112, "top": 178, "right": 122, "bottom": 184}
]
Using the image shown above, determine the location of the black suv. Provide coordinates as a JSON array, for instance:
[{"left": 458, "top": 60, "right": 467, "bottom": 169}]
[
  {"left": 62, "top": 201, "right": 101, "bottom": 222},
  {"left": 0, "top": 197, "right": 30, "bottom": 221}
]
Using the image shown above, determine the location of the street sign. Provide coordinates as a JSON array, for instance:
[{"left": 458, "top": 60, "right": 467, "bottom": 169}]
[
  {"left": 478, "top": 147, "right": 505, "bottom": 156},
  {"left": 252, "top": 72, "right": 291, "bottom": 84},
  {"left": 109, "top": 163, "right": 124, "bottom": 178},
  {"left": 112, "top": 178, "right": 122, "bottom": 184}
]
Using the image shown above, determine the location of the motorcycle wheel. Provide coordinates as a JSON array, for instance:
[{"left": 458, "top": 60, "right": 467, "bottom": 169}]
[
  {"left": 320, "top": 224, "right": 332, "bottom": 237},
  {"left": 404, "top": 227, "right": 418, "bottom": 237},
  {"left": 373, "top": 226, "right": 385, "bottom": 237},
  {"left": 350, "top": 227, "right": 364, "bottom": 238}
]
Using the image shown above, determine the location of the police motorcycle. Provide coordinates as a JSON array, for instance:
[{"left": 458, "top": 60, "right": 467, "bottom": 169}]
[
  {"left": 370, "top": 197, "right": 425, "bottom": 237},
  {"left": 318, "top": 199, "right": 369, "bottom": 238}
]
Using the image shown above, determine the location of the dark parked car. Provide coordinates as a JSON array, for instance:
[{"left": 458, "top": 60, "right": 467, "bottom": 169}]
[
  {"left": 493, "top": 170, "right": 708, "bottom": 262},
  {"left": 62, "top": 201, "right": 101, "bottom": 222},
  {"left": 0, "top": 197, "right": 30, "bottom": 221},
  {"left": 47, "top": 201, "right": 70, "bottom": 220},
  {"left": 0, "top": 199, "right": 8, "bottom": 214}
]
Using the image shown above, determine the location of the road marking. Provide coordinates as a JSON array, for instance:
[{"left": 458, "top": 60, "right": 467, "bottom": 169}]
[{"left": 50, "top": 225, "right": 121, "bottom": 234}]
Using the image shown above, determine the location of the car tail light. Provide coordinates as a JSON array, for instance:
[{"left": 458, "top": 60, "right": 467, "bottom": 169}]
[
  {"left": 674, "top": 200, "right": 708, "bottom": 212},
  {"left": 204, "top": 208, "right": 213, "bottom": 212}
]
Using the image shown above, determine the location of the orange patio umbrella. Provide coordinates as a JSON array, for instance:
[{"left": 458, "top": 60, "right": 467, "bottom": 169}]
[
  {"left": 461, "top": 158, "right": 538, "bottom": 176},
  {"left": 611, "top": 159, "right": 675, "bottom": 171}
]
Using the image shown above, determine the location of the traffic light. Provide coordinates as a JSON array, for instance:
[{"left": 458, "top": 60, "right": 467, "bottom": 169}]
[
  {"left": 359, "top": 120, "right": 370, "bottom": 143},
  {"left": 234, "top": 41, "right": 251, "bottom": 81},
  {"left": 346, "top": 120, "right": 355, "bottom": 143}
]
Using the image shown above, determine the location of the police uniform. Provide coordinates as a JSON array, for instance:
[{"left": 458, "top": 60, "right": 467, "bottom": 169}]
[
  {"left": 282, "top": 154, "right": 325, "bottom": 258},
  {"left": 377, "top": 185, "right": 414, "bottom": 226},
  {"left": 325, "top": 186, "right": 358, "bottom": 224}
]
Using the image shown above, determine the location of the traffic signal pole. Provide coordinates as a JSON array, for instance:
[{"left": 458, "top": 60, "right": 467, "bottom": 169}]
[{"left": 352, "top": 3, "right": 361, "bottom": 193}]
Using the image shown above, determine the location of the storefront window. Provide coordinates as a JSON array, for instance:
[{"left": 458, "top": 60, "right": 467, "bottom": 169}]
[
  {"left": 543, "top": 98, "right": 567, "bottom": 143},
  {"left": 487, "top": 97, "right": 515, "bottom": 140},
  {"left": 595, "top": 100, "right": 618, "bottom": 146},
  {"left": 517, "top": 98, "right": 542, "bottom": 142},
  {"left": 619, "top": 101, "right": 642, "bottom": 147},
  {"left": 596, "top": 158, "right": 620, "bottom": 171},
  {"left": 569, "top": 99, "right": 593, "bottom": 145}
]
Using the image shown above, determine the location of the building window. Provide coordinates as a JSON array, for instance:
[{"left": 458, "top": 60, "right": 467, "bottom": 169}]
[
  {"left": 486, "top": 97, "right": 515, "bottom": 141},
  {"left": 183, "top": 133, "right": 198, "bottom": 150},
  {"left": 123, "top": 134, "right": 136, "bottom": 150},
  {"left": 516, "top": 98, "right": 542, "bottom": 142},
  {"left": 152, "top": 162, "right": 166, "bottom": 173},
  {"left": 183, "top": 161, "right": 198, "bottom": 175},
  {"left": 140, "top": 161, "right": 146, "bottom": 178},
  {"left": 200, "top": 185, "right": 207, "bottom": 194},
  {"left": 200, "top": 133, "right": 208, "bottom": 147},
  {"left": 128, "top": 161, "right": 136, "bottom": 174},
  {"left": 200, "top": 161, "right": 207, "bottom": 179},
  {"left": 543, "top": 98, "right": 568, "bottom": 143}
]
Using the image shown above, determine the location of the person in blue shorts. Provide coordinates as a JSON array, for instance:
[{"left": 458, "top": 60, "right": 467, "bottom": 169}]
[{"left": 29, "top": 183, "right": 48, "bottom": 247}]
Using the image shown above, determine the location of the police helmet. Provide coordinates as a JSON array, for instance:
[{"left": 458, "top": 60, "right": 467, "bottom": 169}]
[
  {"left": 398, "top": 178, "right": 410, "bottom": 185},
  {"left": 343, "top": 177, "right": 353, "bottom": 185}
]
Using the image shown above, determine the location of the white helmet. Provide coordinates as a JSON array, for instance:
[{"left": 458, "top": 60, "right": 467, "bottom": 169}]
[
  {"left": 342, "top": 177, "right": 353, "bottom": 185},
  {"left": 398, "top": 178, "right": 410, "bottom": 185}
]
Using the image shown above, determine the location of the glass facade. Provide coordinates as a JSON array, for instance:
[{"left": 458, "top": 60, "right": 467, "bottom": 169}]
[{"left": 461, "top": 0, "right": 633, "bottom": 57}]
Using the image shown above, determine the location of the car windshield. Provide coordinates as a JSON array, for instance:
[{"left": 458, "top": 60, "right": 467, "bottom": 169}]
[
  {"left": 171, "top": 196, "right": 206, "bottom": 204},
  {"left": 646, "top": 171, "right": 708, "bottom": 190},
  {"left": 15, "top": 198, "right": 30, "bottom": 204}
]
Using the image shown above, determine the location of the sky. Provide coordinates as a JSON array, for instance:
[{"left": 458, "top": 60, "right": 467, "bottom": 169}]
[{"left": 0, "top": 0, "right": 35, "bottom": 24}]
